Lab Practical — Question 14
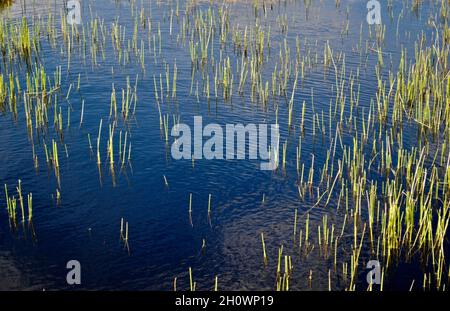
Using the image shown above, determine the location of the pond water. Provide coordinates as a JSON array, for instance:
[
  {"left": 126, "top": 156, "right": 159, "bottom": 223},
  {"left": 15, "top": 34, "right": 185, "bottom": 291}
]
[{"left": 0, "top": 0, "right": 448, "bottom": 290}]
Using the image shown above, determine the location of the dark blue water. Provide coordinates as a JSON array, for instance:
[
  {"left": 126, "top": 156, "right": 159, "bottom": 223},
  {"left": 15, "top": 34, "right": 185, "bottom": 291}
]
[{"left": 0, "top": 0, "right": 446, "bottom": 290}]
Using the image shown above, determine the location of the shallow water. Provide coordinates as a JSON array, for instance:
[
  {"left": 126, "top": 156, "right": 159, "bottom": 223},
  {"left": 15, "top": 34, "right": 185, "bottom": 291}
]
[{"left": 0, "top": 0, "right": 447, "bottom": 290}]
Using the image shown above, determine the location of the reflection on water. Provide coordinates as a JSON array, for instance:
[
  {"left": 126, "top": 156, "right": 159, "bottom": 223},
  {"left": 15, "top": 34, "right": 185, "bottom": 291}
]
[
  {"left": 0, "top": 0, "right": 64, "bottom": 18},
  {"left": 0, "top": 0, "right": 448, "bottom": 291}
]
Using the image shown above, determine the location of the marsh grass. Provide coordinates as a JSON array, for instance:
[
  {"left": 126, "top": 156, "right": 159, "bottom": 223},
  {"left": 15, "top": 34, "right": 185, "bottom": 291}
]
[{"left": 0, "top": 0, "right": 450, "bottom": 291}]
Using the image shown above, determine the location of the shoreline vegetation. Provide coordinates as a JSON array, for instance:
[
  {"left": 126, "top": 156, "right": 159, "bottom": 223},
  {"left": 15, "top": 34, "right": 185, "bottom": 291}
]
[
  {"left": 0, "top": 0, "right": 450, "bottom": 291},
  {"left": 0, "top": 0, "right": 13, "bottom": 11}
]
